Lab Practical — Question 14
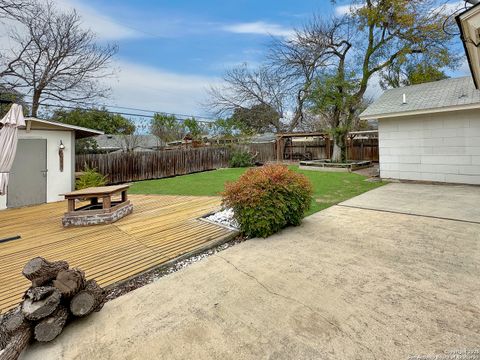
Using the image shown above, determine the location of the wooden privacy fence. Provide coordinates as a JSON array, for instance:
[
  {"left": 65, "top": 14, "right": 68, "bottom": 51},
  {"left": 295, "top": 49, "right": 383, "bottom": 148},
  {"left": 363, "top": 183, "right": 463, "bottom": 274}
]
[
  {"left": 279, "top": 138, "right": 379, "bottom": 162},
  {"left": 76, "top": 147, "right": 231, "bottom": 184},
  {"left": 236, "top": 142, "right": 276, "bottom": 163},
  {"left": 347, "top": 138, "right": 379, "bottom": 162},
  {"left": 75, "top": 139, "right": 378, "bottom": 184}
]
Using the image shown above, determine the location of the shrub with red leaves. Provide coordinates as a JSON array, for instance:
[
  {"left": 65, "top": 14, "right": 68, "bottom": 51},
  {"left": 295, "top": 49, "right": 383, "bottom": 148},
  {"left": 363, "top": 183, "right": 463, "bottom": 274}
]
[{"left": 222, "top": 164, "right": 313, "bottom": 238}]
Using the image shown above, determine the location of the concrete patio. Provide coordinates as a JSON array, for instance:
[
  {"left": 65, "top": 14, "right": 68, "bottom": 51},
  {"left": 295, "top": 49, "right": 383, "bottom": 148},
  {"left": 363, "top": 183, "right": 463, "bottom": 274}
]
[{"left": 21, "top": 183, "right": 480, "bottom": 359}]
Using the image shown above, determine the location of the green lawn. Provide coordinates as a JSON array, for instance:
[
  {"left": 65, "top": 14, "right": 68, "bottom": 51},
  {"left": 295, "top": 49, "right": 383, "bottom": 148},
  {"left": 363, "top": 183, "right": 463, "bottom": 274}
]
[{"left": 130, "top": 166, "right": 384, "bottom": 216}]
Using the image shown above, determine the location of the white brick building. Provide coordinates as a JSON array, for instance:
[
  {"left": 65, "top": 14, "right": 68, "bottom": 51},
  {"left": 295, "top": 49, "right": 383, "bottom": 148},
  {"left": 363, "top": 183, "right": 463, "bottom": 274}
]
[{"left": 361, "top": 77, "right": 480, "bottom": 185}]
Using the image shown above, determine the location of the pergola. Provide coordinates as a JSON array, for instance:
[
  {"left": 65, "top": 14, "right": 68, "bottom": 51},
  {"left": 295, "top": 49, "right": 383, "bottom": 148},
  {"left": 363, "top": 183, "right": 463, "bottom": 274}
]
[
  {"left": 275, "top": 132, "right": 329, "bottom": 162},
  {"left": 275, "top": 130, "right": 378, "bottom": 162}
]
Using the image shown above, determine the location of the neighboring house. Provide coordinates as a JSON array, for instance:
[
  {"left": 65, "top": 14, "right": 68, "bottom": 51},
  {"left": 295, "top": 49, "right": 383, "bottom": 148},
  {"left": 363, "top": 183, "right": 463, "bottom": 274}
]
[
  {"left": 250, "top": 133, "right": 276, "bottom": 143},
  {"left": 94, "top": 134, "right": 165, "bottom": 153},
  {"left": 361, "top": 77, "right": 480, "bottom": 185},
  {"left": 0, "top": 117, "right": 102, "bottom": 210}
]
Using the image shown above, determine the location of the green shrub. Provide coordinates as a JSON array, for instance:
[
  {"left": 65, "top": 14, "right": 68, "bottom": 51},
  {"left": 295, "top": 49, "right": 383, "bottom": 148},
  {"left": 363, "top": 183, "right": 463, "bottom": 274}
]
[
  {"left": 229, "top": 150, "right": 254, "bottom": 168},
  {"left": 222, "top": 164, "right": 313, "bottom": 238},
  {"left": 76, "top": 166, "right": 108, "bottom": 190}
]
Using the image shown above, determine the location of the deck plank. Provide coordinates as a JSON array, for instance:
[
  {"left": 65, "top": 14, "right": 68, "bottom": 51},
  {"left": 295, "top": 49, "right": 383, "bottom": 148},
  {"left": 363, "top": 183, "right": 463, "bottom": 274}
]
[{"left": 0, "top": 194, "right": 234, "bottom": 313}]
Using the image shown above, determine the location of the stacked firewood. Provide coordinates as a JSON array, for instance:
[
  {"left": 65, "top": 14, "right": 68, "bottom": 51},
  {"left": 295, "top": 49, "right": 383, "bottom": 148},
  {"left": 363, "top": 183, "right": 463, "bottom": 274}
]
[{"left": 0, "top": 257, "right": 106, "bottom": 360}]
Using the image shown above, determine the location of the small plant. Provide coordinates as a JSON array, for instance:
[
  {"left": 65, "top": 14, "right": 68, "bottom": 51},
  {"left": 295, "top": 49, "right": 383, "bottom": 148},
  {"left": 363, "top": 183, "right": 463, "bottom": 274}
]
[
  {"left": 75, "top": 166, "right": 108, "bottom": 190},
  {"left": 229, "top": 150, "right": 254, "bottom": 168},
  {"left": 222, "top": 164, "right": 313, "bottom": 238}
]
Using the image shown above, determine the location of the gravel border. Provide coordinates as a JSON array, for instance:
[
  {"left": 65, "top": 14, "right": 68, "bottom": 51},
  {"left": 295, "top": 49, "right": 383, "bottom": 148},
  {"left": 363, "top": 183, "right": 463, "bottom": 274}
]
[{"left": 105, "top": 235, "right": 246, "bottom": 302}]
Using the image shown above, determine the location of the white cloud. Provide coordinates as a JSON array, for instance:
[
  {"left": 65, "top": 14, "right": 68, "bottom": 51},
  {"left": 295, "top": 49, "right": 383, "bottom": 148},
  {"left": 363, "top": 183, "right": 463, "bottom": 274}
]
[
  {"left": 222, "top": 21, "right": 294, "bottom": 37},
  {"left": 105, "top": 60, "right": 221, "bottom": 116},
  {"left": 55, "top": 0, "right": 142, "bottom": 41},
  {"left": 335, "top": 4, "right": 363, "bottom": 16}
]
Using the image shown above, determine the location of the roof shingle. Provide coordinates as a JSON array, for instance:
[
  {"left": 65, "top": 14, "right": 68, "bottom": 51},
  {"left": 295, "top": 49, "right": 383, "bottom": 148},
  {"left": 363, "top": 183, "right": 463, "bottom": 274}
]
[{"left": 360, "top": 76, "right": 480, "bottom": 119}]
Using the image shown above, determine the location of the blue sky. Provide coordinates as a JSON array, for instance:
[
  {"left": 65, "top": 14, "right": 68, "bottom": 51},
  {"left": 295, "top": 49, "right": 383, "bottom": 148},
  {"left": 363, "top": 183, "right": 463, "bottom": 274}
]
[{"left": 58, "top": 0, "right": 469, "bottom": 118}]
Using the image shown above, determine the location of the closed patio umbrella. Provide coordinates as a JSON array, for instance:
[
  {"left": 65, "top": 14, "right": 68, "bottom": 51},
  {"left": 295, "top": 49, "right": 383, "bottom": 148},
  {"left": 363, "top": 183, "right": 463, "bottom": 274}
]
[{"left": 0, "top": 104, "right": 25, "bottom": 195}]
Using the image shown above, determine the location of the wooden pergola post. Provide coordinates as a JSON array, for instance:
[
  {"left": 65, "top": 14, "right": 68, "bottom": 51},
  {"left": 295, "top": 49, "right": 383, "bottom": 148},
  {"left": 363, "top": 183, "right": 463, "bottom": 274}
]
[
  {"left": 276, "top": 136, "right": 285, "bottom": 163},
  {"left": 325, "top": 136, "right": 331, "bottom": 159}
]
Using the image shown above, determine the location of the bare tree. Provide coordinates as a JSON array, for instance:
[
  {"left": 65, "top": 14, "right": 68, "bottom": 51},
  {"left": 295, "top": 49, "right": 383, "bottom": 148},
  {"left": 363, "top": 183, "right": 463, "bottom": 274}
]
[
  {"left": 115, "top": 134, "right": 144, "bottom": 153},
  {"left": 268, "top": 17, "right": 341, "bottom": 130},
  {"left": 207, "top": 19, "right": 334, "bottom": 132},
  {"left": 0, "top": 0, "right": 32, "bottom": 20},
  {"left": 207, "top": 64, "right": 288, "bottom": 132},
  {"left": 1, "top": 1, "right": 117, "bottom": 116}
]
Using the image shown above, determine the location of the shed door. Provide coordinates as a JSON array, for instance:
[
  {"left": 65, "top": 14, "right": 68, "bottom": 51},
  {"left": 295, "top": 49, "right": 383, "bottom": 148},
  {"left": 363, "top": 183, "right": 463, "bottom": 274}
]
[{"left": 7, "top": 139, "right": 47, "bottom": 208}]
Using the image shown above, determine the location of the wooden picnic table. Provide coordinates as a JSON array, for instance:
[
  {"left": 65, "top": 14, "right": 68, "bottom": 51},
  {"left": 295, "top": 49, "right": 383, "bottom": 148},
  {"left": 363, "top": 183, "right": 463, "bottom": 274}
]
[{"left": 63, "top": 184, "right": 130, "bottom": 212}]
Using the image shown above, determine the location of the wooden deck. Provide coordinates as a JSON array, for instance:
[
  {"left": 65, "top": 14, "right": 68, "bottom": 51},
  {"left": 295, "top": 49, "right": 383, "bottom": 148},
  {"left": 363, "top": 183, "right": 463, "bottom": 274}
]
[{"left": 0, "top": 195, "right": 235, "bottom": 313}]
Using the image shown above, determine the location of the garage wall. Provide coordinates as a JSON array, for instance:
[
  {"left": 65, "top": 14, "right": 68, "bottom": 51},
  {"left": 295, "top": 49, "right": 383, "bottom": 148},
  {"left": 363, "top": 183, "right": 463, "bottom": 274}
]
[
  {"left": 379, "top": 109, "right": 480, "bottom": 185},
  {"left": 0, "top": 129, "right": 74, "bottom": 210}
]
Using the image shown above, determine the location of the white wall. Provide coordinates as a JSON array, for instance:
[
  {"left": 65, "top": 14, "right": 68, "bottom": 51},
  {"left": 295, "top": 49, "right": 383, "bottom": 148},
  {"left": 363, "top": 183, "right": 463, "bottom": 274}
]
[
  {"left": 379, "top": 109, "right": 480, "bottom": 185},
  {"left": 0, "top": 129, "right": 74, "bottom": 210}
]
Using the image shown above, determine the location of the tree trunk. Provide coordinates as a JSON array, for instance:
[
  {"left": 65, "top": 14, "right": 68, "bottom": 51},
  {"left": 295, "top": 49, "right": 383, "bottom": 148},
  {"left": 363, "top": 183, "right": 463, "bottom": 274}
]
[
  {"left": 22, "top": 287, "right": 61, "bottom": 321},
  {"left": 34, "top": 306, "right": 68, "bottom": 342},
  {"left": 70, "top": 280, "right": 106, "bottom": 317},
  {"left": 30, "top": 90, "right": 41, "bottom": 118},
  {"left": 53, "top": 269, "right": 85, "bottom": 298},
  {"left": 0, "top": 326, "right": 31, "bottom": 360},
  {"left": 22, "top": 257, "right": 69, "bottom": 287},
  {"left": 331, "top": 141, "right": 342, "bottom": 162},
  {"left": 331, "top": 132, "right": 347, "bottom": 163}
]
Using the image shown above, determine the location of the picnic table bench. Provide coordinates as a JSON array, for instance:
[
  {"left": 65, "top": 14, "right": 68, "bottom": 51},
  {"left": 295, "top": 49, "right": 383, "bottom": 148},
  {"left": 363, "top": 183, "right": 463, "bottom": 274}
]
[{"left": 62, "top": 185, "right": 133, "bottom": 227}]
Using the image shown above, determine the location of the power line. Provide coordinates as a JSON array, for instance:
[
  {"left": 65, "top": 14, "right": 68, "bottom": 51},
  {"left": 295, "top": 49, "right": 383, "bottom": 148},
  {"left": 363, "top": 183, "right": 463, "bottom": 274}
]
[
  {"left": 16, "top": 93, "right": 216, "bottom": 121},
  {"left": 37, "top": 102, "right": 217, "bottom": 124}
]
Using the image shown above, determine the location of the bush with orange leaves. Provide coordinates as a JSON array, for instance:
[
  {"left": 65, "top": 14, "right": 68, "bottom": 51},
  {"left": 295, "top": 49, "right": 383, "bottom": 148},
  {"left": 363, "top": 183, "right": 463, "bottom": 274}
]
[{"left": 222, "top": 164, "right": 313, "bottom": 238}]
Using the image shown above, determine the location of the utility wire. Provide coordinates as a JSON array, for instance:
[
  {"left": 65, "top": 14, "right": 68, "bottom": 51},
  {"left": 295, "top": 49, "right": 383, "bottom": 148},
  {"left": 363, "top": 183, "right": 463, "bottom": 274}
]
[{"left": 30, "top": 100, "right": 217, "bottom": 124}]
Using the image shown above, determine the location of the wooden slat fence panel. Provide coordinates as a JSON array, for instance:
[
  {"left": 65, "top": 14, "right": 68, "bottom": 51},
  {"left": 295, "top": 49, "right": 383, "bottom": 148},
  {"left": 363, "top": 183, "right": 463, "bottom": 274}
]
[
  {"left": 235, "top": 143, "right": 276, "bottom": 163},
  {"left": 348, "top": 138, "right": 379, "bottom": 162},
  {"left": 76, "top": 147, "right": 232, "bottom": 184}
]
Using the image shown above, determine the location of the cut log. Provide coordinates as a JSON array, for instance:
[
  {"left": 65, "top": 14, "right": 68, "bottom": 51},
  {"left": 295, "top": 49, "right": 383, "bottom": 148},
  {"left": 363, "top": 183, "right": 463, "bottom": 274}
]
[
  {"left": 34, "top": 306, "right": 68, "bottom": 342},
  {"left": 70, "top": 280, "right": 106, "bottom": 317},
  {"left": 0, "top": 325, "right": 31, "bottom": 360},
  {"left": 53, "top": 269, "right": 85, "bottom": 298},
  {"left": 22, "top": 287, "right": 61, "bottom": 321},
  {"left": 24, "top": 286, "right": 57, "bottom": 302},
  {"left": 2, "top": 307, "right": 27, "bottom": 335},
  {"left": 22, "top": 257, "right": 69, "bottom": 287}
]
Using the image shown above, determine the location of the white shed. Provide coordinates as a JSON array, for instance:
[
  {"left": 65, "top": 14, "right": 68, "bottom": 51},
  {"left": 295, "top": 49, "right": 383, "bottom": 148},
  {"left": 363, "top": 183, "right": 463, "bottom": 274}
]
[
  {"left": 360, "top": 77, "right": 480, "bottom": 185},
  {"left": 0, "top": 117, "right": 102, "bottom": 210}
]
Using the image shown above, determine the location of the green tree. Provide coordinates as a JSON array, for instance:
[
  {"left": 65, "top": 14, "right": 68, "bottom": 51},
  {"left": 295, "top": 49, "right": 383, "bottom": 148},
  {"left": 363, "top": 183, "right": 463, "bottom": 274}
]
[
  {"left": 150, "top": 113, "right": 185, "bottom": 143},
  {"left": 315, "top": 0, "right": 459, "bottom": 162},
  {"left": 183, "top": 117, "right": 203, "bottom": 139},
  {"left": 52, "top": 107, "right": 135, "bottom": 154},
  {"left": 52, "top": 107, "right": 135, "bottom": 134},
  {"left": 379, "top": 60, "right": 449, "bottom": 89},
  {"left": 0, "top": 86, "right": 28, "bottom": 117}
]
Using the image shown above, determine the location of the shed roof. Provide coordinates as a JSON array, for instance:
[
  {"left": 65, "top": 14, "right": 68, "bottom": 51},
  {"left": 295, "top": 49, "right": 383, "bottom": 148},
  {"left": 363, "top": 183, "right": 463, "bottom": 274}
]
[
  {"left": 23, "top": 117, "right": 103, "bottom": 139},
  {"left": 360, "top": 77, "right": 480, "bottom": 120}
]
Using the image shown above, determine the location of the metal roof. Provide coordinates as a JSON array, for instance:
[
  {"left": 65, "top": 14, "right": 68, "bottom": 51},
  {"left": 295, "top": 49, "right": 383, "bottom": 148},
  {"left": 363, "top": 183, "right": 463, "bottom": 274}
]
[{"left": 360, "top": 77, "right": 480, "bottom": 120}]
